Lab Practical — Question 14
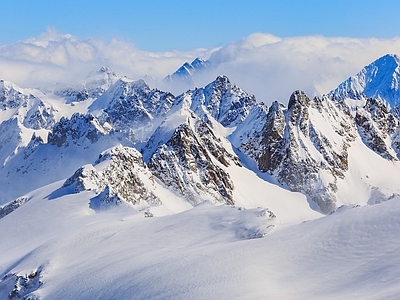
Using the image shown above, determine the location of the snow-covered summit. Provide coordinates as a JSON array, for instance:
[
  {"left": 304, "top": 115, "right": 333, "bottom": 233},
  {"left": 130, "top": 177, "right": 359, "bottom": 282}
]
[
  {"left": 330, "top": 54, "right": 400, "bottom": 108},
  {"left": 164, "top": 57, "right": 210, "bottom": 83},
  {"left": 173, "top": 75, "right": 257, "bottom": 127}
]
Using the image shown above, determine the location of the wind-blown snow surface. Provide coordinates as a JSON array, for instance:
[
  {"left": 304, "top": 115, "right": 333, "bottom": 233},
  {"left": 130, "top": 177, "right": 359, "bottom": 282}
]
[{"left": 1, "top": 181, "right": 400, "bottom": 299}]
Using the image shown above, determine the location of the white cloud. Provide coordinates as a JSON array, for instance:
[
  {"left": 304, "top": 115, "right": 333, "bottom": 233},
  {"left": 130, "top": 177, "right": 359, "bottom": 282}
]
[
  {"left": 200, "top": 33, "right": 400, "bottom": 103},
  {"left": 0, "top": 28, "right": 213, "bottom": 88},
  {"left": 1, "top": 29, "right": 400, "bottom": 105}
]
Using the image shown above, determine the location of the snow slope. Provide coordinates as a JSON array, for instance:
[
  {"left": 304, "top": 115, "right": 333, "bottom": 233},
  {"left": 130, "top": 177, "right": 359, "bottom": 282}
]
[{"left": 1, "top": 180, "right": 400, "bottom": 299}]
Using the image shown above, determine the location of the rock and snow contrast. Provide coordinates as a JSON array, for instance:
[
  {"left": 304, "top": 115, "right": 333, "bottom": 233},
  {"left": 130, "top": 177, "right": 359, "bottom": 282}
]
[{"left": 2, "top": 55, "right": 400, "bottom": 299}]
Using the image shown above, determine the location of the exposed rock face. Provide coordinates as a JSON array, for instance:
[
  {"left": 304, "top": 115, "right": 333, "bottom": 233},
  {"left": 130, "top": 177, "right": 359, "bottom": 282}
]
[
  {"left": 148, "top": 119, "right": 236, "bottom": 206},
  {"left": 195, "top": 120, "right": 242, "bottom": 168},
  {"left": 63, "top": 145, "right": 160, "bottom": 208},
  {"left": 2, "top": 68, "right": 400, "bottom": 215},
  {"left": 237, "top": 88, "right": 400, "bottom": 214},
  {"left": 174, "top": 76, "right": 257, "bottom": 127},
  {"left": 23, "top": 133, "right": 45, "bottom": 159},
  {"left": 239, "top": 91, "right": 357, "bottom": 214},
  {"left": 355, "top": 98, "right": 400, "bottom": 160},
  {"left": 48, "top": 113, "right": 110, "bottom": 146},
  {"left": 251, "top": 101, "right": 286, "bottom": 171},
  {"left": 63, "top": 164, "right": 103, "bottom": 193},
  {"left": 0, "top": 80, "right": 29, "bottom": 110},
  {"left": 23, "top": 99, "right": 56, "bottom": 130},
  {"left": 202, "top": 76, "right": 257, "bottom": 127},
  {"left": 1, "top": 80, "right": 56, "bottom": 130},
  {"left": 391, "top": 105, "right": 400, "bottom": 120},
  {"left": 393, "top": 127, "right": 400, "bottom": 158},
  {"left": 329, "top": 53, "right": 400, "bottom": 123},
  {"left": 102, "top": 79, "right": 175, "bottom": 129},
  {"left": 1, "top": 268, "right": 42, "bottom": 300},
  {"left": 55, "top": 86, "right": 89, "bottom": 102},
  {"left": 0, "top": 197, "right": 29, "bottom": 219}
]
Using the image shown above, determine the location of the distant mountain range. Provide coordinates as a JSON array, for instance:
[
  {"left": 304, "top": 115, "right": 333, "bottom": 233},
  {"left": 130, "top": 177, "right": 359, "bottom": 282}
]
[{"left": 1, "top": 54, "right": 400, "bottom": 213}]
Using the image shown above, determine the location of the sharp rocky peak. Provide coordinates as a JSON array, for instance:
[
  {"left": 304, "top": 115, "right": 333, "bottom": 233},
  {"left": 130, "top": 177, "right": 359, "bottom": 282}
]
[
  {"left": 237, "top": 86, "right": 400, "bottom": 214},
  {"left": 167, "top": 57, "right": 210, "bottom": 80},
  {"left": 99, "top": 78, "right": 175, "bottom": 137},
  {"left": 0, "top": 80, "right": 56, "bottom": 130},
  {"left": 174, "top": 75, "right": 257, "bottom": 127},
  {"left": 1, "top": 80, "right": 31, "bottom": 109},
  {"left": 146, "top": 112, "right": 239, "bottom": 206}
]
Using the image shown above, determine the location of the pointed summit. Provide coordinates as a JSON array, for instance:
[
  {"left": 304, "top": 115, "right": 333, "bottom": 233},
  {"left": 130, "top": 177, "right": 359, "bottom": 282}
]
[
  {"left": 172, "top": 58, "right": 210, "bottom": 79},
  {"left": 164, "top": 57, "right": 210, "bottom": 86},
  {"left": 330, "top": 54, "right": 400, "bottom": 107}
]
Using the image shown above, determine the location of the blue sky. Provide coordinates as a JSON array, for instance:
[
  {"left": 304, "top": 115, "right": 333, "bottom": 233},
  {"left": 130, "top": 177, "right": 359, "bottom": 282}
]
[
  {"left": 1, "top": 0, "right": 400, "bottom": 51},
  {"left": 1, "top": 1, "right": 400, "bottom": 103}
]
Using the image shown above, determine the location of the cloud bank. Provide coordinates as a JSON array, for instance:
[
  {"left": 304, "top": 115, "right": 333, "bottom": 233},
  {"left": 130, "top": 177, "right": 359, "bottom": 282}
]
[{"left": 1, "top": 29, "right": 400, "bottom": 105}]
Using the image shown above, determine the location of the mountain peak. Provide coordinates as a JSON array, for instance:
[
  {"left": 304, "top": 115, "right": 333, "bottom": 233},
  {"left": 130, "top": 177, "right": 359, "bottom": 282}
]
[
  {"left": 329, "top": 53, "right": 400, "bottom": 107},
  {"left": 99, "top": 66, "right": 110, "bottom": 73},
  {"left": 191, "top": 57, "right": 207, "bottom": 69},
  {"left": 288, "top": 90, "right": 310, "bottom": 109},
  {"left": 164, "top": 57, "right": 210, "bottom": 84},
  {"left": 377, "top": 53, "right": 399, "bottom": 63}
]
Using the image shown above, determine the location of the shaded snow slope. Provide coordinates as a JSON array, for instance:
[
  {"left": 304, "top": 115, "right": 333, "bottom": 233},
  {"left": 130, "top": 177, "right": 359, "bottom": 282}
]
[{"left": 330, "top": 54, "right": 400, "bottom": 108}]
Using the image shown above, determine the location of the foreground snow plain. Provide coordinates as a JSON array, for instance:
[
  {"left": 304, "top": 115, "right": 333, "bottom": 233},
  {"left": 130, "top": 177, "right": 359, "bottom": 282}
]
[{"left": 1, "top": 177, "right": 400, "bottom": 299}]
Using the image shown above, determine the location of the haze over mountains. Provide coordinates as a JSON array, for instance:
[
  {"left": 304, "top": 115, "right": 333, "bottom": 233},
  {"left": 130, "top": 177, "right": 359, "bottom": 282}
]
[
  {"left": 2, "top": 30, "right": 400, "bottom": 103},
  {"left": 1, "top": 53, "right": 400, "bottom": 299}
]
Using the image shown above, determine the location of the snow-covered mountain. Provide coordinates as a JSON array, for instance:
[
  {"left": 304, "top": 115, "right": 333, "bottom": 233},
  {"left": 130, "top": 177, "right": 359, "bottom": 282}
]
[
  {"left": 164, "top": 57, "right": 210, "bottom": 84},
  {"left": 330, "top": 54, "right": 400, "bottom": 108},
  {"left": 1, "top": 58, "right": 400, "bottom": 212},
  {"left": 234, "top": 91, "right": 400, "bottom": 213},
  {"left": 163, "top": 57, "right": 211, "bottom": 93},
  {"left": 2, "top": 54, "right": 400, "bottom": 299}
]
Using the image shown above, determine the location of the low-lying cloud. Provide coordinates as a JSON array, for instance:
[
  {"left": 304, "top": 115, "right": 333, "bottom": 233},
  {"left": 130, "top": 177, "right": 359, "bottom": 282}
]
[{"left": 1, "top": 29, "right": 400, "bottom": 105}]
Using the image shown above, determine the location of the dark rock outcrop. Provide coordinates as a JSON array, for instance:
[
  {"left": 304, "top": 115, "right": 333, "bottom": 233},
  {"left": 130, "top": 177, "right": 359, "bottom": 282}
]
[
  {"left": 148, "top": 120, "right": 235, "bottom": 206},
  {"left": 63, "top": 146, "right": 160, "bottom": 208}
]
